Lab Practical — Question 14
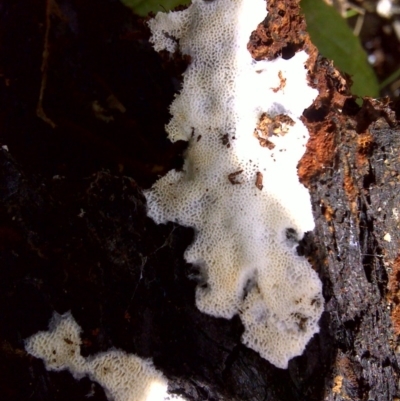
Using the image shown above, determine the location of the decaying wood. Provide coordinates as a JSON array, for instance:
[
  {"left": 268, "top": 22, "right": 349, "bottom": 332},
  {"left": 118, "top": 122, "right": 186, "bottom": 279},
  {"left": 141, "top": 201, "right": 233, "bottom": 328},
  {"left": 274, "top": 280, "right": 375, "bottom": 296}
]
[
  {"left": 0, "top": 0, "right": 400, "bottom": 400},
  {"left": 301, "top": 96, "right": 400, "bottom": 401}
]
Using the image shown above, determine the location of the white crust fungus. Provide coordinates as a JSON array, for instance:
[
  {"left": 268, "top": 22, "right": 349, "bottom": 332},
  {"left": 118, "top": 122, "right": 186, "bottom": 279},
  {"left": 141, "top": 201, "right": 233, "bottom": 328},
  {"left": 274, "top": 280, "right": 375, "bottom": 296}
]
[
  {"left": 25, "top": 312, "right": 169, "bottom": 401},
  {"left": 146, "top": 0, "right": 324, "bottom": 369}
]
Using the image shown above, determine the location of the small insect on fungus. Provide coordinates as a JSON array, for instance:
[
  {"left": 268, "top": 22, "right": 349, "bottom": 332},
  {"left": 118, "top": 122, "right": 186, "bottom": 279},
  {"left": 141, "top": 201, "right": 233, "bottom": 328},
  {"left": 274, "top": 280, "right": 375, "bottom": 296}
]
[
  {"left": 271, "top": 70, "right": 287, "bottom": 93},
  {"left": 221, "top": 133, "right": 231, "bottom": 148},
  {"left": 255, "top": 171, "right": 263, "bottom": 190},
  {"left": 228, "top": 170, "right": 243, "bottom": 185}
]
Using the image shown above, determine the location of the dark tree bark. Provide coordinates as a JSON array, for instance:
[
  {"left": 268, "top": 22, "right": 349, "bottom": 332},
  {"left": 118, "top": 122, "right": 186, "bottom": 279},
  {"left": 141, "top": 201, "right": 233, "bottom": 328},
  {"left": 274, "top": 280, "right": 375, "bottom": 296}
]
[{"left": 0, "top": 0, "right": 399, "bottom": 400}]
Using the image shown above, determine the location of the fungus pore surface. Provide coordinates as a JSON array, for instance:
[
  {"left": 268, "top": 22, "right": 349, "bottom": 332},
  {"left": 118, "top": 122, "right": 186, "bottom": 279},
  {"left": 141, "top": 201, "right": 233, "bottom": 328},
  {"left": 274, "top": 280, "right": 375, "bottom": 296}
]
[
  {"left": 25, "top": 312, "right": 170, "bottom": 401},
  {"left": 145, "top": 0, "right": 323, "bottom": 368}
]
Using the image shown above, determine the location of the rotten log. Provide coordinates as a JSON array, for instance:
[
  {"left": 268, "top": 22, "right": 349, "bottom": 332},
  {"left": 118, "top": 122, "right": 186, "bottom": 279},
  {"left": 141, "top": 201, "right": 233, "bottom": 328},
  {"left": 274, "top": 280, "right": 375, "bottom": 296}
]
[{"left": 0, "top": 0, "right": 399, "bottom": 400}]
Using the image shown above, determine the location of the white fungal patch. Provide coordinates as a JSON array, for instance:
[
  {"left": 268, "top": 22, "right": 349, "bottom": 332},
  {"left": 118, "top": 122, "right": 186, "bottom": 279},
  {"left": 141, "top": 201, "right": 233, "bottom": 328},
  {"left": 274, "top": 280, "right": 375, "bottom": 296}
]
[
  {"left": 25, "top": 312, "right": 169, "bottom": 401},
  {"left": 146, "top": 0, "right": 323, "bottom": 369}
]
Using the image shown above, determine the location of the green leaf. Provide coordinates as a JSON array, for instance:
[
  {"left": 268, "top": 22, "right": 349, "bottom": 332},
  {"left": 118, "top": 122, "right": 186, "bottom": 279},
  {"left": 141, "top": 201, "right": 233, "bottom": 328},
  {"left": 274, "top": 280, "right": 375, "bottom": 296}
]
[
  {"left": 301, "top": 0, "right": 379, "bottom": 98},
  {"left": 121, "top": 0, "right": 190, "bottom": 17}
]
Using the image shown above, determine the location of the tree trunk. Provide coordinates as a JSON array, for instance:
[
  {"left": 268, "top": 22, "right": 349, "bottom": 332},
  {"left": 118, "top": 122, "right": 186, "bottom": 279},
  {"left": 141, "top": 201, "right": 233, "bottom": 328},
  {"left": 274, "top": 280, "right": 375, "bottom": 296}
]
[{"left": 0, "top": 0, "right": 399, "bottom": 400}]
